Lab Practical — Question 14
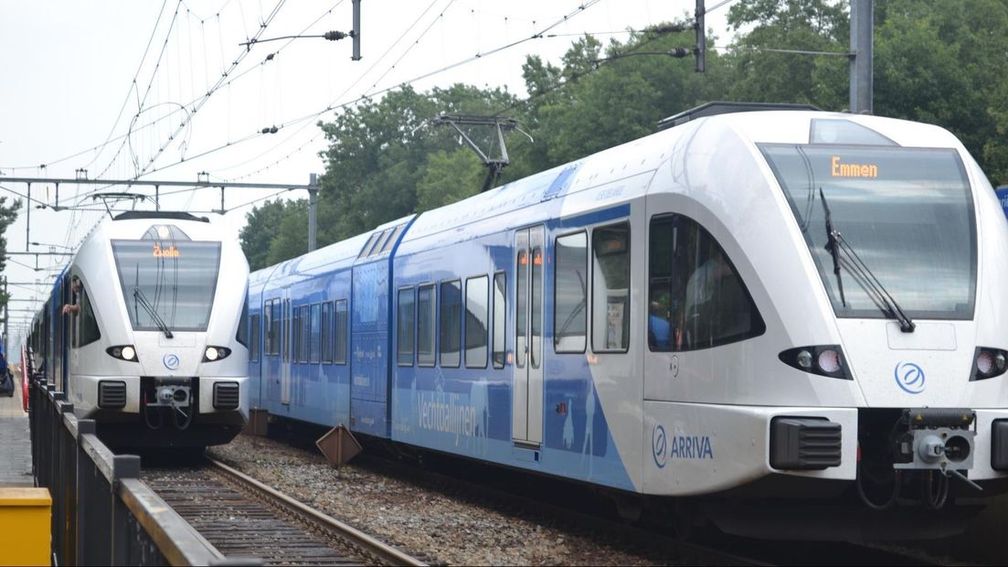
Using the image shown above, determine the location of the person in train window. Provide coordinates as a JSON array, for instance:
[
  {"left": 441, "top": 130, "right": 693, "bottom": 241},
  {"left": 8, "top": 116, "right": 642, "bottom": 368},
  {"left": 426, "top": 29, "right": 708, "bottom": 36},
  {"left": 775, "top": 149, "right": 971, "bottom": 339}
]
[
  {"left": 648, "top": 291, "right": 672, "bottom": 350},
  {"left": 61, "top": 275, "right": 82, "bottom": 316}
]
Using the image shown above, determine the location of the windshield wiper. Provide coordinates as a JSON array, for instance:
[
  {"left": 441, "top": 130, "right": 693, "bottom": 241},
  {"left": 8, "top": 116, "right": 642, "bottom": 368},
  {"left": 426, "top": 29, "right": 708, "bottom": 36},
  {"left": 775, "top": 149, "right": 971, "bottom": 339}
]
[
  {"left": 818, "top": 189, "right": 915, "bottom": 333},
  {"left": 133, "top": 287, "right": 174, "bottom": 338},
  {"left": 818, "top": 188, "right": 847, "bottom": 308}
]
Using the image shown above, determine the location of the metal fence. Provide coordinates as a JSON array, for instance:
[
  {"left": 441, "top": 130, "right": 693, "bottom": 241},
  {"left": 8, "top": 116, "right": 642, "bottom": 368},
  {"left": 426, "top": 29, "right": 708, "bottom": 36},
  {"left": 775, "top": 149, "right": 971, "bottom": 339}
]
[{"left": 25, "top": 348, "right": 225, "bottom": 566}]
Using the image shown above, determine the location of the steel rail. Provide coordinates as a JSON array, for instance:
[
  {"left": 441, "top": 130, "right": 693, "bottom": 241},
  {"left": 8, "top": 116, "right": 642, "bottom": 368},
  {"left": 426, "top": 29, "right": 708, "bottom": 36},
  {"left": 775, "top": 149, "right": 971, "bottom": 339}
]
[{"left": 207, "top": 457, "right": 426, "bottom": 567}]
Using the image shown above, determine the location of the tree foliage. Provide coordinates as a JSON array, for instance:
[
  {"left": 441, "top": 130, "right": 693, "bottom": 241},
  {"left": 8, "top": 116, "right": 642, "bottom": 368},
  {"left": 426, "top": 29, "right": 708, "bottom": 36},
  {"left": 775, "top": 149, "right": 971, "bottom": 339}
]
[
  {"left": 241, "top": 1, "right": 1008, "bottom": 267},
  {"left": 0, "top": 197, "right": 21, "bottom": 307}
]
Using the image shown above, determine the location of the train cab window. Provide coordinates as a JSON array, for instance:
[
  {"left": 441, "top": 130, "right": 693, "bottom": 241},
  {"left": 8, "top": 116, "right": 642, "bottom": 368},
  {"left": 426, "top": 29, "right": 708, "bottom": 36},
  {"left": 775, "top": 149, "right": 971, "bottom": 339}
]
[
  {"left": 77, "top": 287, "right": 101, "bottom": 347},
  {"left": 236, "top": 296, "right": 249, "bottom": 347},
  {"left": 310, "top": 303, "right": 321, "bottom": 364},
  {"left": 465, "top": 276, "right": 488, "bottom": 368},
  {"left": 440, "top": 280, "right": 462, "bottom": 368},
  {"left": 417, "top": 285, "right": 436, "bottom": 367},
  {"left": 648, "top": 215, "right": 765, "bottom": 351},
  {"left": 250, "top": 314, "right": 261, "bottom": 362},
  {"left": 492, "top": 272, "right": 506, "bottom": 369},
  {"left": 554, "top": 232, "right": 588, "bottom": 353},
  {"left": 397, "top": 288, "right": 415, "bottom": 366},
  {"left": 334, "top": 299, "right": 348, "bottom": 364},
  {"left": 321, "top": 302, "right": 333, "bottom": 363},
  {"left": 591, "top": 223, "right": 630, "bottom": 353}
]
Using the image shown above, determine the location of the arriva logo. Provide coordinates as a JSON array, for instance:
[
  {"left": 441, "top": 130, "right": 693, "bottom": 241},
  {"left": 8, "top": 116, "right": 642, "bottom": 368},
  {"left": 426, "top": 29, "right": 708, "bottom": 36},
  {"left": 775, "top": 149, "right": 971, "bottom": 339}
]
[
  {"left": 894, "top": 361, "right": 925, "bottom": 394},
  {"left": 651, "top": 424, "right": 668, "bottom": 469},
  {"left": 163, "top": 353, "right": 180, "bottom": 371}
]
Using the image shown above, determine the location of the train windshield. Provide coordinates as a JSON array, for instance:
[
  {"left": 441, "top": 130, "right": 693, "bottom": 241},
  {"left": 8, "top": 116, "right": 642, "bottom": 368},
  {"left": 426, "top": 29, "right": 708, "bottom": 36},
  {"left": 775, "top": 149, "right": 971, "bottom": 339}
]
[
  {"left": 112, "top": 240, "right": 222, "bottom": 332},
  {"left": 761, "top": 144, "right": 976, "bottom": 320}
]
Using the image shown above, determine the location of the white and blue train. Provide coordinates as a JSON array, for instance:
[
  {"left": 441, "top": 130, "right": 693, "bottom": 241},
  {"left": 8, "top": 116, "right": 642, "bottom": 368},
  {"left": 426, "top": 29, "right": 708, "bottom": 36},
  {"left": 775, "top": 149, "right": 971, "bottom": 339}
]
[
  {"left": 28, "top": 211, "right": 250, "bottom": 448},
  {"left": 246, "top": 105, "right": 1008, "bottom": 539}
]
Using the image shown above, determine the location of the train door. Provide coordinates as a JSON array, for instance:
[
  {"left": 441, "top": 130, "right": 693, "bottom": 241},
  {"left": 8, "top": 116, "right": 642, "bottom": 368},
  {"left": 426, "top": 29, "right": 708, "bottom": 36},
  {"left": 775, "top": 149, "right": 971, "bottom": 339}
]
[
  {"left": 512, "top": 226, "right": 544, "bottom": 447},
  {"left": 281, "top": 295, "right": 292, "bottom": 405}
]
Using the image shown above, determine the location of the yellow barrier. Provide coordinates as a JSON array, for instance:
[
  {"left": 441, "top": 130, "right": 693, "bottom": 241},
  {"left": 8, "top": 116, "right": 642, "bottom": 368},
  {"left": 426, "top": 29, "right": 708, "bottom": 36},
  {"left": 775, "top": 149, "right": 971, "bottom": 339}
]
[{"left": 0, "top": 487, "right": 51, "bottom": 566}]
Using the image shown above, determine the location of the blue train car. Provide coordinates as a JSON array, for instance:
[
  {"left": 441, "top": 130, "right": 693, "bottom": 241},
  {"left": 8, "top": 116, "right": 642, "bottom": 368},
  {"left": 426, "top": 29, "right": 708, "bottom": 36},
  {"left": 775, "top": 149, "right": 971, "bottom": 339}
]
[{"left": 997, "top": 185, "right": 1008, "bottom": 217}]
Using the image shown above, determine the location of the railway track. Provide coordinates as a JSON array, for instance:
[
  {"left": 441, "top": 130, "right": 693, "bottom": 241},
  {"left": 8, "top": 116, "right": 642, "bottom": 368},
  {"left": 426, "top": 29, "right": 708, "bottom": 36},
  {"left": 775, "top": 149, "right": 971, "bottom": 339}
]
[{"left": 142, "top": 458, "right": 426, "bottom": 566}]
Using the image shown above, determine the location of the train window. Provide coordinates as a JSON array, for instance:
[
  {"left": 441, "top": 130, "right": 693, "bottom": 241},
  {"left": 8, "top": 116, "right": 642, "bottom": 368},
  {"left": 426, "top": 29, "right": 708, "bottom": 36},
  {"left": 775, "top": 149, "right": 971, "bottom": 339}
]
[
  {"left": 381, "top": 224, "right": 404, "bottom": 253},
  {"left": 516, "top": 248, "right": 528, "bottom": 369},
  {"left": 530, "top": 245, "right": 543, "bottom": 369},
  {"left": 554, "top": 232, "right": 588, "bottom": 353},
  {"left": 397, "top": 288, "right": 415, "bottom": 366},
  {"left": 77, "top": 287, "right": 101, "bottom": 347},
  {"left": 465, "top": 276, "right": 488, "bottom": 368},
  {"left": 417, "top": 285, "right": 436, "bottom": 367},
  {"left": 236, "top": 296, "right": 249, "bottom": 347},
  {"left": 292, "top": 307, "right": 301, "bottom": 363},
  {"left": 321, "top": 302, "right": 333, "bottom": 363},
  {"left": 250, "top": 314, "right": 261, "bottom": 362},
  {"left": 270, "top": 300, "right": 281, "bottom": 356},
  {"left": 648, "top": 215, "right": 765, "bottom": 351},
  {"left": 492, "top": 272, "right": 506, "bottom": 369},
  {"left": 591, "top": 222, "right": 630, "bottom": 353},
  {"left": 439, "top": 280, "right": 462, "bottom": 368},
  {"left": 302, "top": 306, "right": 311, "bottom": 363},
  {"left": 358, "top": 232, "right": 380, "bottom": 259},
  {"left": 334, "top": 299, "right": 348, "bottom": 365},
  {"left": 310, "top": 303, "right": 321, "bottom": 364},
  {"left": 283, "top": 299, "right": 290, "bottom": 362}
]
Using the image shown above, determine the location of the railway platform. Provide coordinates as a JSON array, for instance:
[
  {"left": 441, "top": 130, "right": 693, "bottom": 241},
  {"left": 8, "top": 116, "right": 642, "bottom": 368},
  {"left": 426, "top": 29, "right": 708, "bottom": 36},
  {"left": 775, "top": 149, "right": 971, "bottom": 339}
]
[{"left": 0, "top": 375, "right": 31, "bottom": 487}]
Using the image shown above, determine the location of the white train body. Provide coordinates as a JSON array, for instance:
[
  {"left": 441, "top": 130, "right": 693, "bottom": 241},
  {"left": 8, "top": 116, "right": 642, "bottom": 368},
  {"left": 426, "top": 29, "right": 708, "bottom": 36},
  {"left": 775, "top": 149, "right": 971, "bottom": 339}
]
[
  {"left": 33, "top": 212, "right": 249, "bottom": 448},
  {"left": 245, "top": 108, "right": 1008, "bottom": 539}
]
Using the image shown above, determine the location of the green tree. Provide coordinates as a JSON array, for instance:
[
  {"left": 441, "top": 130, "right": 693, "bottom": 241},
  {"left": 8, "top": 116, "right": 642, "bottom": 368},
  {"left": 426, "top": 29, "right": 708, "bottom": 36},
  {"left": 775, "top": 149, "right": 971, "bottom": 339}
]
[
  {"left": 0, "top": 197, "right": 20, "bottom": 307},
  {"left": 416, "top": 149, "right": 486, "bottom": 212},
  {"left": 240, "top": 199, "right": 297, "bottom": 271},
  {"left": 265, "top": 199, "right": 308, "bottom": 266}
]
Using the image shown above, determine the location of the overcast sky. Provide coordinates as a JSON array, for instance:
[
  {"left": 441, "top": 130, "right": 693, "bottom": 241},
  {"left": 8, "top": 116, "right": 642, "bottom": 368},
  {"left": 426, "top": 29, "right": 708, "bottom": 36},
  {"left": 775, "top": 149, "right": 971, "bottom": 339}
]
[{"left": 0, "top": 0, "right": 733, "bottom": 343}]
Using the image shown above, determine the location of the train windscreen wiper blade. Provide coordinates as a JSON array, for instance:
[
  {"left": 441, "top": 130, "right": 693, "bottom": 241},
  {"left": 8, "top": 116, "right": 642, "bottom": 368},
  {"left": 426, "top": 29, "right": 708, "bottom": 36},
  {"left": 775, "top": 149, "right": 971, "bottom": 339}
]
[
  {"left": 818, "top": 189, "right": 915, "bottom": 333},
  {"left": 133, "top": 287, "right": 174, "bottom": 338},
  {"left": 818, "top": 188, "right": 847, "bottom": 308}
]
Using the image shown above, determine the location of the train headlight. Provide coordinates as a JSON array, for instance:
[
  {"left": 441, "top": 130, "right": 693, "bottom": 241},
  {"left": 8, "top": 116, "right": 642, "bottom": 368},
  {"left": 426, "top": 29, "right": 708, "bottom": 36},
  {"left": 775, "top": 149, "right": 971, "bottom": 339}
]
[
  {"left": 971, "top": 347, "right": 1008, "bottom": 381},
  {"left": 778, "top": 345, "right": 851, "bottom": 380},
  {"left": 106, "top": 345, "right": 138, "bottom": 362},
  {"left": 202, "top": 346, "right": 232, "bottom": 362}
]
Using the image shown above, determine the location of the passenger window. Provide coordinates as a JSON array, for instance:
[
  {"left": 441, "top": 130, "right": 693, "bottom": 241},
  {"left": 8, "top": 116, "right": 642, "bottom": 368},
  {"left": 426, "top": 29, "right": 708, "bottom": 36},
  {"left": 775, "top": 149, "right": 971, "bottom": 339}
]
[
  {"left": 398, "top": 288, "right": 415, "bottom": 366},
  {"left": 417, "top": 285, "right": 436, "bottom": 367},
  {"left": 440, "top": 280, "right": 462, "bottom": 367},
  {"left": 465, "top": 276, "right": 488, "bottom": 368},
  {"left": 554, "top": 232, "right": 587, "bottom": 353},
  {"left": 270, "top": 300, "right": 281, "bottom": 356},
  {"left": 292, "top": 307, "right": 302, "bottom": 363},
  {"left": 310, "top": 303, "right": 321, "bottom": 363},
  {"left": 649, "top": 215, "right": 765, "bottom": 351},
  {"left": 591, "top": 223, "right": 630, "bottom": 352},
  {"left": 492, "top": 272, "right": 506, "bottom": 369},
  {"left": 250, "top": 314, "right": 261, "bottom": 362},
  {"left": 321, "top": 302, "right": 333, "bottom": 363},
  {"left": 334, "top": 300, "right": 348, "bottom": 364}
]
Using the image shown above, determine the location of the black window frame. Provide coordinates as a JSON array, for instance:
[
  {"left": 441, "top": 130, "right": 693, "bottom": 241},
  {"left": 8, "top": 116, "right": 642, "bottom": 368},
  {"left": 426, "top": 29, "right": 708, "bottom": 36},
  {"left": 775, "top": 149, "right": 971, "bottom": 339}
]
[
  {"left": 397, "top": 287, "right": 415, "bottom": 366},
  {"left": 334, "top": 299, "right": 348, "bottom": 365},
  {"left": 417, "top": 284, "right": 436, "bottom": 367},
  {"left": 439, "top": 279, "right": 462, "bottom": 368},
  {"left": 321, "top": 301, "right": 333, "bottom": 364},
  {"left": 464, "top": 275, "right": 489, "bottom": 369}
]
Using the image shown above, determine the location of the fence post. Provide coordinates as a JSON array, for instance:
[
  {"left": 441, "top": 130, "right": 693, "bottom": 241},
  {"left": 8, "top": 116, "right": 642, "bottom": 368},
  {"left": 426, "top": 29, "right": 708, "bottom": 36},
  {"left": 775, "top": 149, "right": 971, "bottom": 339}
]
[{"left": 111, "top": 454, "right": 141, "bottom": 565}]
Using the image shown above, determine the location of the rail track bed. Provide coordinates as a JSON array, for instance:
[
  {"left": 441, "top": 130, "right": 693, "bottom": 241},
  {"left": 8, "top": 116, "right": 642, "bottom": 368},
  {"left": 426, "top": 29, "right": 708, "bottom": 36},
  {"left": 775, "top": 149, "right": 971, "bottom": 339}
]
[{"left": 142, "top": 459, "right": 425, "bottom": 566}]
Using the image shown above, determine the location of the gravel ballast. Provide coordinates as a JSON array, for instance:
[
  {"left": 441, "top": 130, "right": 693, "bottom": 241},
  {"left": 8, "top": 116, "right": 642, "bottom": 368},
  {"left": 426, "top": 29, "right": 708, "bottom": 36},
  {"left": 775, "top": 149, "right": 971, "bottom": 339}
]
[{"left": 208, "top": 433, "right": 664, "bottom": 565}]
